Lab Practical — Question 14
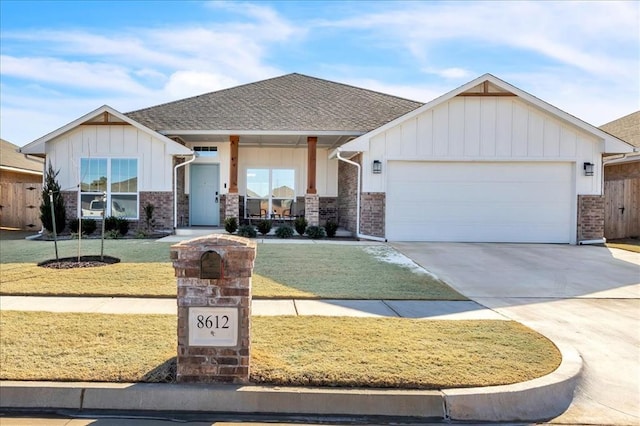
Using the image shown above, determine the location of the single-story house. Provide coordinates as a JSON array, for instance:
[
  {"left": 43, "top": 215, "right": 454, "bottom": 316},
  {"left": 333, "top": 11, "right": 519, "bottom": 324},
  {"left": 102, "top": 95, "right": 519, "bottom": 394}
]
[
  {"left": 19, "top": 73, "right": 634, "bottom": 243},
  {"left": 0, "top": 138, "right": 44, "bottom": 229},
  {"left": 600, "top": 111, "right": 640, "bottom": 240}
]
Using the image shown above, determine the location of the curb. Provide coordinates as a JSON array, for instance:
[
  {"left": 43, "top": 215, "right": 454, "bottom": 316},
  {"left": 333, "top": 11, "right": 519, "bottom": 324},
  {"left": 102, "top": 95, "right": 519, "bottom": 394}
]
[{"left": 0, "top": 343, "right": 581, "bottom": 422}]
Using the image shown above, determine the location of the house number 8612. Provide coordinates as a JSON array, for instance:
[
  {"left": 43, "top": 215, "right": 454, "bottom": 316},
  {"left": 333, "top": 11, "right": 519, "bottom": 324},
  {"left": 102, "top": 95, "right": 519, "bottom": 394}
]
[{"left": 196, "top": 315, "right": 230, "bottom": 329}]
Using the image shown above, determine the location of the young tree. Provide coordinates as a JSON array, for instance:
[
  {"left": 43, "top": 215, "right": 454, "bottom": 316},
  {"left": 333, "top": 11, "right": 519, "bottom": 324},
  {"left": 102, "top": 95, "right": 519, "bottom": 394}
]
[{"left": 40, "top": 162, "right": 67, "bottom": 233}]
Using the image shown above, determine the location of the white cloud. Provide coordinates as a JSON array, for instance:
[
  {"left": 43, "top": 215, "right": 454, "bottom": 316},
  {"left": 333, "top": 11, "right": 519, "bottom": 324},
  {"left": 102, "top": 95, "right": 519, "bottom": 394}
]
[
  {"left": 163, "top": 70, "right": 239, "bottom": 99},
  {"left": 422, "top": 67, "right": 473, "bottom": 80}
]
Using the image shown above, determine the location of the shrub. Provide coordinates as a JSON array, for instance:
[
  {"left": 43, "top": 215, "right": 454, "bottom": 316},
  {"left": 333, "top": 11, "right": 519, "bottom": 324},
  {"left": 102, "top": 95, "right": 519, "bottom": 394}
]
[
  {"left": 294, "top": 216, "right": 308, "bottom": 236},
  {"left": 224, "top": 217, "right": 238, "bottom": 234},
  {"left": 256, "top": 219, "right": 272, "bottom": 235},
  {"left": 105, "top": 229, "right": 121, "bottom": 239},
  {"left": 68, "top": 218, "right": 97, "bottom": 236},
  {"left": 325, "top": 220, "right": 338, "bottom": 238},
  {"left": 105, "top": 216, "right": 129, "bottom": 236},
  {"left": 306, "top": 225, "right": 326, "bottom": 239},
  {"left": 238, "top": 224, "right": 257, "bottom": 238},
  {"left": 40, "top": 163, "right": 66, "bottom": 233},
  {"left": 143, "top": 203, "right": 156, "bottom": 232},
  {"left": 275, "top": 225, "right": 294, "bottom": 239}
]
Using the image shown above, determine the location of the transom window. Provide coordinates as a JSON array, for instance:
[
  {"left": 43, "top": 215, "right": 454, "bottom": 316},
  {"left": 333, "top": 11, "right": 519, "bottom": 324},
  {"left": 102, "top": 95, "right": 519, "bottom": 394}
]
[
  {"left": 80, "top": 158, "right": 138, "bottom": 219},
  {"left": 246, "top": 169, "right": 295, "bottom": 219}
]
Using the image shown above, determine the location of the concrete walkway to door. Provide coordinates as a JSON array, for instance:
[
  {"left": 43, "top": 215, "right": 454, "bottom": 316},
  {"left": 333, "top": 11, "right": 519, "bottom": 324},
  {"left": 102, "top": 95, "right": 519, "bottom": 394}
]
[{"left": 391, "top": 242, "right": 640, "bottom": 425}]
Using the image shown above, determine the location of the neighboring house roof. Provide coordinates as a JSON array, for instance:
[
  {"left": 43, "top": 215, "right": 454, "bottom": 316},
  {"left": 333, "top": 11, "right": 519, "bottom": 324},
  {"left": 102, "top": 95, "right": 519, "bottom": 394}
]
[
  {"left": 0, "top": 138, "right": 43, "bottom": 175},
  {"left": 338, "top": 73, "right": 634, "bottom": 156},
  {"left": 126, "top": 73, "right": 424, "bottom": 133},
  {"left": 20, "top": 105, "right": 192, "bottom": 156},
  {"left": 600, "top": 111, "right": 640, "bottom": 148}
]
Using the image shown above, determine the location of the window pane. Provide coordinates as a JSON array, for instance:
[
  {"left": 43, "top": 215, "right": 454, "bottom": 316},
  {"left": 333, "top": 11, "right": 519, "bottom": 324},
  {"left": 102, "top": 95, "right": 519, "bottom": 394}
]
[
  {"left": 272, "top": 169, "right": 295, "bottom": 198},
  {"left": 111, "top": 194, "right": 137, "bottom": 218},
  {"left": 80, "top": 158, "right": 107, "bottom": 192},
  {"left": 246, "top": 169, "right": 269, "bottom": 198},
  {"left": 81, "top": 194, "right": 105, "bottom": 218},
  {"left": 111, "top": 159, "right": 137, "bottom": 193}
]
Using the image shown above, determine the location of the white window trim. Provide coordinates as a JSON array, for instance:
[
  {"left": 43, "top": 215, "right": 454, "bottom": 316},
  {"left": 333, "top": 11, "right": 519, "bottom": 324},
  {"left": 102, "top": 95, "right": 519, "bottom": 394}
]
[{"left": 79, "top": 158, "right": 140, "bottom": 220}]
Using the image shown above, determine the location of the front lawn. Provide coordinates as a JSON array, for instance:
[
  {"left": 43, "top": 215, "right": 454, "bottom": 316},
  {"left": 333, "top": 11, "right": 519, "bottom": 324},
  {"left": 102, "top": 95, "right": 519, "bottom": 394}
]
[
  {"left": 0, "top": 240, "right": 464, "bottom": 300},
  {"left": 0, "top": 311, "right": 561, "bottom": 389}
]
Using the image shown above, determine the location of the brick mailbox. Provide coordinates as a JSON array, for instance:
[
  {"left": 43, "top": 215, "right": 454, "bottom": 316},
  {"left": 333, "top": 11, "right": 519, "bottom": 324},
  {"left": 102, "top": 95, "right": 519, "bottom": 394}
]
[{"left": 170, "top": 234, "right": 257, "bottom": 384}]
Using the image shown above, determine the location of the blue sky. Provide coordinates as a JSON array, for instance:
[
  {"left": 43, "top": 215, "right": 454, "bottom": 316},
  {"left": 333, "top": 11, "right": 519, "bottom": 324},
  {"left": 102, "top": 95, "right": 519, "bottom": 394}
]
[{"left": 1, "top": 0, "right": 638, "bottom": 146}]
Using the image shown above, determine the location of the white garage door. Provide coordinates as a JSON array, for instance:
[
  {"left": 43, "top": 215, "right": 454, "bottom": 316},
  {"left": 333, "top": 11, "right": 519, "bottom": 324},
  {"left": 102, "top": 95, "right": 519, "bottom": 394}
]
[{"left": 386, "top": 162, "right": 574, "bottom": 243}]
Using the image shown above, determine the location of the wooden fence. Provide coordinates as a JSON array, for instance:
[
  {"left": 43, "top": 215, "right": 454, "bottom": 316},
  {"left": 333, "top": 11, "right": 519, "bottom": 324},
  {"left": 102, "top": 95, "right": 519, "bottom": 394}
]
[
  {"left": 0, "top": 182, "right": 42, "bottom": 230},
  {"left": 604, "top": 178, "right": 640, "bottom": 240}
]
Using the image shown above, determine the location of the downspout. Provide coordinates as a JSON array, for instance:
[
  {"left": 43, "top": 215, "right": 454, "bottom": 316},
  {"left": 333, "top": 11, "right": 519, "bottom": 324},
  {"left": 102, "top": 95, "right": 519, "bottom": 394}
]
[
  {"left": 336, "top": 149, "right": 386, "bottom": 242},
  {"left": 173, "top": 153, "right": 197, "bottom": 230}
]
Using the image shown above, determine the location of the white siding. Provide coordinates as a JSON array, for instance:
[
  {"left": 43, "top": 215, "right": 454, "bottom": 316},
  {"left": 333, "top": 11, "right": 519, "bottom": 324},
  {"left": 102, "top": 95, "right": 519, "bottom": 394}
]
[
  {"left": 364, "top": 97, "right": 602, "bottom": 195},
  {"left": 46, "top": 124, "right": 175, "bottom": 192},
  {"left": 235, "top": 146, "right": 338, "bottom": 197}
]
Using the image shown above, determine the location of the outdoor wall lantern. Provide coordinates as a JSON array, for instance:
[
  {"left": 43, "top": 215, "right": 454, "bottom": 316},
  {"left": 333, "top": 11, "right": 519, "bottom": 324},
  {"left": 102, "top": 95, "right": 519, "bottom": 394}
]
[
  {"left": 583, "top": 162, "right": 595, "bottom": 176},
  {"left": 372, "top": 160, "right": 382, "bottom": 174}
]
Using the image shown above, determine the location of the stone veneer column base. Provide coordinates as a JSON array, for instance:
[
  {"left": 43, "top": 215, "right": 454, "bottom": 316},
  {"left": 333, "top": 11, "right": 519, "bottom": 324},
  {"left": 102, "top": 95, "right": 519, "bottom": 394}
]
[
  {"left": 225, "top": 193, "right": 239, "bottom": 222},
  {"left": 305, "top": 194, "right": 319, "bottom": 226},
  {"left": 577, "top": 195, "right": 604, "bottom": 241}
]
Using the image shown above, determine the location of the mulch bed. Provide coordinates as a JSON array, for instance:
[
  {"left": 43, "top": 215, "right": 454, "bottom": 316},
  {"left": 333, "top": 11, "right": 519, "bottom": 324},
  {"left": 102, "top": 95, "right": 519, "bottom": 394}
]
[{"left": 38, "top": 256, "right": 121, "bottom": 269}]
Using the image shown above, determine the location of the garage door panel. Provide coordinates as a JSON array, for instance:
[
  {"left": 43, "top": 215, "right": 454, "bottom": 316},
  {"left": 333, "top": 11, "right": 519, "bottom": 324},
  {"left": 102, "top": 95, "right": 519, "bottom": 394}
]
[{"left": 386, "top": 161, "right": 573, "bottom": 243}]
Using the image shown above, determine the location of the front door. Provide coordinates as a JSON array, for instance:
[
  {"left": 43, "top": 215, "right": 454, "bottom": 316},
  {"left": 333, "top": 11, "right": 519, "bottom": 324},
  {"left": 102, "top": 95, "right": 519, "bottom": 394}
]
[{"left": 190, "top": 164, "right": 220, "bottom": 226}]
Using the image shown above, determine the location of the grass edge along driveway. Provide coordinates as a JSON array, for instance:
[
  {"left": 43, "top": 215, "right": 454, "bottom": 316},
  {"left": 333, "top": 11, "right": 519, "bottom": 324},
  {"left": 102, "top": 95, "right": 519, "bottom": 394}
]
[{"left": 0, "top": 241, "right": 465, "bottom": 300}]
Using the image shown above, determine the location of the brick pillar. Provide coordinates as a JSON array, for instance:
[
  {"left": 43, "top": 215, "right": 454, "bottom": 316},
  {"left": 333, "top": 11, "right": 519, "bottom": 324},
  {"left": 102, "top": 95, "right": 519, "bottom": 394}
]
[
  {"left": 225, "top": 193, "right": 239, "bottom": 222},
  {"left": 577, "top": 195, "right": 605, "bottom": 241},
  {"left": 171, "top": 235, "right": 257, "bottom": 384},
  {"left": 305, "top": 194, "right": 319, "bottom": 226}
]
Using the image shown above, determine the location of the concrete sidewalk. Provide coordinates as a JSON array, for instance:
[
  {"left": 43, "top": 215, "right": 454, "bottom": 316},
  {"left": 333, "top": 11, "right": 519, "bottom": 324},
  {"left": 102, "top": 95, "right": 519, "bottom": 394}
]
[{"left": 0, "top": 295, "right": 507, "bottom": 320}]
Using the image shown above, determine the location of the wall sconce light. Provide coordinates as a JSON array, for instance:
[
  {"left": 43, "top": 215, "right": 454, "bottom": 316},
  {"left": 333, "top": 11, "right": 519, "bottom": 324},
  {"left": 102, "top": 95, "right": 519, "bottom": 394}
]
[
  {"left": 372, "top": 160, "right": 382, "bottom": 174},
  {"left": 583, "top": 162, "right": 594, "bottom": 176}
]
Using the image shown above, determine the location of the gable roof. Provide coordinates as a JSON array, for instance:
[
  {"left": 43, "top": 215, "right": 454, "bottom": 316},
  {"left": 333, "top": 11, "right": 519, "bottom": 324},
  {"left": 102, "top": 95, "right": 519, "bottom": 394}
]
[
  {"left": 126, "top": 73, "right": 424, "bottom": 133},
  {"left": 20, "top": 105, "right": 192, "bottom": 156},
  {"left": 600, "top": 111, "right": 640, "bottom": 148},
  {"left": 0, "top": 138, "right": 43, "bottom": 175},
  {"left": 339, "top": 73, "right": 634, "bottom": 155}
]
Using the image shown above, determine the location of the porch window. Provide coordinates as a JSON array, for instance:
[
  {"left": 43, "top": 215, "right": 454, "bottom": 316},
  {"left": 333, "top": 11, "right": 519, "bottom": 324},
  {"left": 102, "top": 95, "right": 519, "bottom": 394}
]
[
  {"left": 246, "top": 168, "right": 295, "bottom": 219},
  {"left": 80, "top": 158, "right": 138, "bottom": 219}
]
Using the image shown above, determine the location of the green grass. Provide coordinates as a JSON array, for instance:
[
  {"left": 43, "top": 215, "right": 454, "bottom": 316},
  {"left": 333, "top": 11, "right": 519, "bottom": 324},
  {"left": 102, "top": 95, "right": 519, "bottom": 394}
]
[
  {"left": 0, "top": 311, "right": 561, "bottom": 389},
  {"left": 0, "top": 239, "right": 465, "bottom": 300}
]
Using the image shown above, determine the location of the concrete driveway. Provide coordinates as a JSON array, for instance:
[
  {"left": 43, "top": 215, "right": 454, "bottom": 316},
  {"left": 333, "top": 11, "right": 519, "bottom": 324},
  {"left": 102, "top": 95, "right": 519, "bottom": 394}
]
[{"left": 391, "top": 242, "right": 640, "bottom": 425}]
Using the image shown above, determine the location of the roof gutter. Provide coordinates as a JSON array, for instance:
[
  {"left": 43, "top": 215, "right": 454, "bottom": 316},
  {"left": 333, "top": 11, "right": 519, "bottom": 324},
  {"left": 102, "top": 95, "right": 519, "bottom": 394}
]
[
  {"left": 173, "top": 153, "right": 197, "bottom": 229},
  {"left": 335, "top": 149, "right": 386, "bottom": 243}
]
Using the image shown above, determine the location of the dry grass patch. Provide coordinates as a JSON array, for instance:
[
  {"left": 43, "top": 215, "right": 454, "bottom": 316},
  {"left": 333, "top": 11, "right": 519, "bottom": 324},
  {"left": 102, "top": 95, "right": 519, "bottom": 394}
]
[
  {"left": 1, "top": 311, "right": 175, "bottom": 382},
  {"left": 0, "top": 263, "right": 175, "bottom": 297},
  {"left": 606, "top": 240, "right": 640, "bottom": 253},
  {"left": 1, "top": 312, "right": 560, "bottom": 389}
]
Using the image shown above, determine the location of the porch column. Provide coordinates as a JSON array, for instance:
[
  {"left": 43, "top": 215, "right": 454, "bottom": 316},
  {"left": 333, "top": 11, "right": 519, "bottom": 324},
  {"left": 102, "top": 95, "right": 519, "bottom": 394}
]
[
  {"left": 226, "top": 135, "right": 240, "bottom": 220},
  {"left": 305, "top": 136, "right": 319, "bottom": 226}
]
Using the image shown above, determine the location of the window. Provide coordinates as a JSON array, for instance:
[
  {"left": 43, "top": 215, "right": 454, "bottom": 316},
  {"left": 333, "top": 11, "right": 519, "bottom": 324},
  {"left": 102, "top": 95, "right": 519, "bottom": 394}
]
[
  {"left": 246, "top": 169, "right": 294, "bottom": 218},
  {"left": 193, "top": 146, "right": 218, "bottom": 157},
  {"left": 80, "top": 158, "right": 138, "bottom": 219}
]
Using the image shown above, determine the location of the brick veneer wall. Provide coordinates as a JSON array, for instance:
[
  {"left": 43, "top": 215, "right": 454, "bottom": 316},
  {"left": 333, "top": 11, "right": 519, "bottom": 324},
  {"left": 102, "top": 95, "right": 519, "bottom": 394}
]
[
  {"left": 319, "top": 197, "right": 337, "bottom": 224},
  {"left": 337, "top": 157, "right": 359, "bottom": 233},
  {"left": 139, "top": 191, "right": 173, "bottom": 231},
  {"left": 61, "top": 191, "right": 78, "bottom": 229},
  {"left": 577, "top": 195, "right": 604, "bottom": 241},
  {"left": 605, "top": 161, "right": 640, "bottom": 180},
  {"left": 175, "top": 158, "right": 189, "bottom": 228},
  {"left": 360, "top": 192, "right": 385, "bottom": 238}
]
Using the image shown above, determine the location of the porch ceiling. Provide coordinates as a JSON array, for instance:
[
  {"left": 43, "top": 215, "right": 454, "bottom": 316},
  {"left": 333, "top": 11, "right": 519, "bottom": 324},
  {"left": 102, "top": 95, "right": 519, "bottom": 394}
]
[{"left": 167, "top": 132, "right": 361, "bottom": 149}]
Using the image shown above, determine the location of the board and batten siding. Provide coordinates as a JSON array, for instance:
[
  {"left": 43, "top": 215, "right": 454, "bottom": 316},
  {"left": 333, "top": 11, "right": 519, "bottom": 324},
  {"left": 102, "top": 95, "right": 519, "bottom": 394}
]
[
  {"left": 237, "top": 146, "right": 338, "bottom": 197},
  {"left": 363, "top": 97, "right": 601, "bottom": 194},
  {"left": 45, "top": 125, "right": 175, "bottom": 192}
]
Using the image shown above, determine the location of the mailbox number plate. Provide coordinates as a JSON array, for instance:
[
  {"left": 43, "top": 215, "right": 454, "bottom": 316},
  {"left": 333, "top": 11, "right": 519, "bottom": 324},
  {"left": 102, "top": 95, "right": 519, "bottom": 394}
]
[{"left": 188, "top": 307, "right": 239, "bottom": 347}]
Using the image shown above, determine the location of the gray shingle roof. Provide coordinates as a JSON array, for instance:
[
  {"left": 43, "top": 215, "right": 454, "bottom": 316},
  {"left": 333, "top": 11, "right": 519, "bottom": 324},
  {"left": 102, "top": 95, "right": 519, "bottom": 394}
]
[
  {"left": 126, "top": 73, "right": 424, "bottom": 133},
  {"left": 600, "top": 111, "right": 640, "bottom": 148},
  {"left": 0, "top": 139, "right": 43, "bottom": 173}
]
